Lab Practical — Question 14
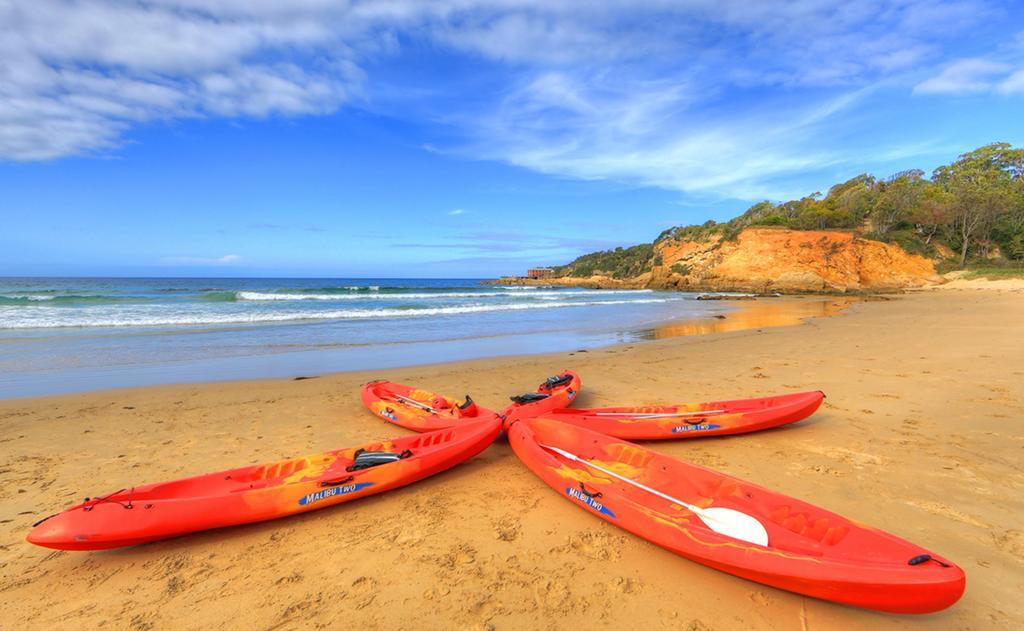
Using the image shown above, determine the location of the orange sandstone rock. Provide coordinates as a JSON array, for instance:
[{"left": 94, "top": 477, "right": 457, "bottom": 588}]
[{"left": 489, "top": 227, "right": 939, "bottom": 293}]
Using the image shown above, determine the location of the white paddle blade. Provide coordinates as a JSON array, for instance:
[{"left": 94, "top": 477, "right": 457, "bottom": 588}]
[{"left": 697, "top": 507, "right": 769, "bottom": 546}]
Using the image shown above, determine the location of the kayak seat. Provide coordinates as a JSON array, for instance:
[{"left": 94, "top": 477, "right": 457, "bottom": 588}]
[
  {"left": 541, "top": 374, "right": 572, "bottom": 390},
  {"left": 346, "top": 448, "right": 414, "bottom": 472},
  {"left": 510, "top": 393, "right": 550, "bottom": 404}
]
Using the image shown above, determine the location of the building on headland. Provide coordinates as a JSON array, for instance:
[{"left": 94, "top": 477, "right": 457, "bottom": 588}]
[{"left": 527, "top": 267, "right": 553, "bottom": 279}]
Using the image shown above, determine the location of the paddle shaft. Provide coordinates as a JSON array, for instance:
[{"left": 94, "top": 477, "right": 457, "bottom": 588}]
[
  {"left": 541, "top": 444, "right": 702, "bottom": 513},
  {"left": 388, "top": 394, "right": 438, "bottom": 413}
]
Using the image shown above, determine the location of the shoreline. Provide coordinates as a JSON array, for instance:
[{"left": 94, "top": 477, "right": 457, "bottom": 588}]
[
  {"left": 1, "top": 291, "right": 1022, "bottom": 628},
  {"left": 485, "top": 276, "right": 926, "bottom": 294},
  {"left": 0, "top": 295, "right": 851, "bottom": 402}
]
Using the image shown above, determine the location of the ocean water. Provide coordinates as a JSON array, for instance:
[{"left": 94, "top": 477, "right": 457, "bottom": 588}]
[{"left": 0, "top": 278, "right": 732, "bottom": 398}]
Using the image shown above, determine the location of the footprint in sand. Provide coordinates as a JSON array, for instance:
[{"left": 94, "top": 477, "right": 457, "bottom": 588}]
[
  {"left": 274, "top": 572, "right": 303, "bottom": 586},
  {"left": 907, "top": 500, "right": 989, "bottom": 529},
  {"left": 423, "top": 585, "right": 451, "bottom": 601},
  {"left": 991, "top": 529, "right": 1024, "bottom": 559},
  {"left": 534, "top": 579, "right": 575, "bottom": 612},
  {"left": 350, "top": 576, "right": 379, "bottom": 610},
  {"left": 492, "top": 514, "right": 521, "bottom": 542},
  {"left": 552, "top": 530, "right": 625, "bottom": 561},
  {"left": 807, "top": 464, "right": 843, "bottom": 477},
  {"left": 609, "top": 576, "right": 642, "bottom": 594},
  {"left": 437, "top": 543, "right": 477, "bottom": 569},
  {"left": 748, "top": 590, "right": 774, "bottom": 606}
]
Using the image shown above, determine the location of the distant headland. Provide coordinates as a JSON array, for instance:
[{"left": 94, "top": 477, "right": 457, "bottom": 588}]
[{"left": 489, "top": 143, "right": 1024, "bottom": 293}]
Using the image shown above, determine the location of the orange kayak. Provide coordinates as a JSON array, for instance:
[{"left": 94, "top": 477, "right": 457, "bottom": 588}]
[
  {"left": 507, "top": 416, "right": 965, "bottom": 614},
  {"left": 360, "top": 370, "right": 581, "bottom": 432},
  {"left": 361, "top": 379, "right": 499, "bottom": 432},
  {"left": 28, "top": 419, "right": 502, "bottom": 551},
  {"left": 540, "top": 390, "right": 824, "bottom": 440}
]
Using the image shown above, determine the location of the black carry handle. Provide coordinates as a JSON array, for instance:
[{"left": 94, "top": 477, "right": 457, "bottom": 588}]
[
  {"left": 320, "top": 475, "right": 355, "bottom": 487},
  {"left": 908, "top": 554, "right": 951, "bottom": 568},
  {"left": 510, "top": 392, "right": 550, "bottom": 404}
]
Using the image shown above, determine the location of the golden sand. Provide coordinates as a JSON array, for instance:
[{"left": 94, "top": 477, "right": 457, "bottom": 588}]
[{"left": 1, "top": 290, "right": 1022, "bottom": 629}]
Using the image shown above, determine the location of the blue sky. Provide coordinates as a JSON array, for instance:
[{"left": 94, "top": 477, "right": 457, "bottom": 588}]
[{"left": 2, "top": 1, "right": 1023, "bottom": 278}]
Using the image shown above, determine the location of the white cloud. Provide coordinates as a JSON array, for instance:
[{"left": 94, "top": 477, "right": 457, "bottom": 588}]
[
  {"left": 998, "top": 69, "right": 1024, "bottom": 94},
  {"left": 0, "top": 0, "right": 363, "bottom": 159},
  {"left": 161, "top": 254, "right": 242, "bottom": 266},
  {"left": 448, "top": 208, "right": 467, "bottom": 215},
  {"left": 914, "top": 58, "right": 1012, "bottom": 94},
  {"left": 0, "top": 0, "right": 1015, "bottom": 200},
  {"left": 448, "top": 72, "right": 873, "bottom": 199}
]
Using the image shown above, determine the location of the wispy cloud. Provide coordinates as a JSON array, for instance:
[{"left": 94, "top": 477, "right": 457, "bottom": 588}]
[
  {"left": 914, "top": 28, "right": 1024, "bottom": 95},
  {"left": 448, "top": 208, "right": 467, "bottom": 216},
  {"left": 448, "top": 76, "right": 873, "bottom": 199},
  {"left": 914, "top": 58, "right": 1013, "bottom": 94},
  {"left": 392, "top": 230, "right": 628, "bottom": 258},
  {"left": 161, "top": 254, "right": 242, "bottom": 266},
  {"left": 1000, "top": 70, "right": 1024, "bottom": 94}
]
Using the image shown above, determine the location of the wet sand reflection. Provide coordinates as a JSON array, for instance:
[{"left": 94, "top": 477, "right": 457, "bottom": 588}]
[{"left": 649, "top": 296, "right": 861, "bottom": 339}]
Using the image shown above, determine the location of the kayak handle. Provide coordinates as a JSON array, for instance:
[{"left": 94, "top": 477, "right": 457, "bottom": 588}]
[
  {"left": 908, "top": 554, "right": 950, "bottom": 567},
  {"left": 320, "top": 475, "right": 355, "bottom": 487}
]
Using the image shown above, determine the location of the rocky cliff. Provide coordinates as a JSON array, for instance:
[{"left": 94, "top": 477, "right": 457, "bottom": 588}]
[{"left": 492, "top": 227, "right": 940, "bottom": 293}]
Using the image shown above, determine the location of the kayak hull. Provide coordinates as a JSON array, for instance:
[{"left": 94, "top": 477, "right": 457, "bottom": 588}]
[
  {"left": 28, "top": 419, "right": 502, "bottom": 551},
  {"left": 541, "top": 390, "right": 824, "bottom": 440},
  {"left": 508, "top": 417, "right": 964, "bottom": 614}
]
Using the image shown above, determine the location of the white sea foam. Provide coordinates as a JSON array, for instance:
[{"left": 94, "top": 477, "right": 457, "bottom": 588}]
[
  {"left": 0, "top": 298, "right": 675, "bottom": 329},
  {"left": 0, "top": 294, "right": 57, "bottom": 301},
  {"left": 235, "top": 289, "right": 654, "bottom": 301}
]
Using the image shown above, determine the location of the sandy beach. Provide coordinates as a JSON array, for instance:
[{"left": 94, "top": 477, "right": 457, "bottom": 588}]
[{"left": 1, "top": 290, "right": 1022, "bottom": 629}]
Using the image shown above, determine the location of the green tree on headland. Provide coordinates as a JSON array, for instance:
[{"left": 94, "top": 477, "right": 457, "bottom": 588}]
[
  {"left": 932, "top": 143, "right": 1024, "bottom": 266},
  {"left": 722, "top": 142, "right": 1024, "bottom": 268},
  {"left": 552, "top": 143, "right": 1024, "bottom": 278},
  {"left": 871, "top": 170, "right": 926, "bottom": 238}
]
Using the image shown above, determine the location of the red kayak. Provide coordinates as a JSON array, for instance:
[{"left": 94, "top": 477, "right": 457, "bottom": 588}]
[
  {"left": 500, "top": 370, "right": 581, "bottom": 424},
  {"left": 361, "top": 380, "right": 499, "bottom": 432},
  {"left": 507, "top": 416, "right": 965, "bottom": 614},
  {"left": 539, "top": 390, "right": 824, "bottom": 440},
  {"left": 28, "top": 419, "right": 502, "bottom": 551}
]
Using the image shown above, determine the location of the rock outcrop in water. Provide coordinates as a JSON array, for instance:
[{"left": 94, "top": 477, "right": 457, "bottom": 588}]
[{"left": 490, "top": 227, "right": 940, "bottom": 293}]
